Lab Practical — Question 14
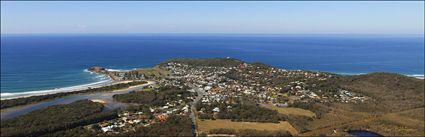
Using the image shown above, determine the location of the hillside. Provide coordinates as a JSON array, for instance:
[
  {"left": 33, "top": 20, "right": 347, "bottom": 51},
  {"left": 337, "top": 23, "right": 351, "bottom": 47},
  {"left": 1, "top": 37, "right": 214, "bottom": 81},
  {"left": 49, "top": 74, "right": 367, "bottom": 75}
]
[
  {"left": 301, "top": 73, "right": 424, "bottom": 136},
  {"left": 341, "top": 72, "right": 424, "bottom": 113},
  {"left": 159, "top": 58, "right": 244, "bottom": 67},
  {"left": 2, "top": 58, "right": 423, "bottom": 137}
]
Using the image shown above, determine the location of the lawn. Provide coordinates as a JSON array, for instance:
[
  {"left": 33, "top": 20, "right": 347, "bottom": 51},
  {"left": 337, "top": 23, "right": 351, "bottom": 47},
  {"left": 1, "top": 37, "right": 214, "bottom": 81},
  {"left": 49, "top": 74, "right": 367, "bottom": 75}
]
[
  {"left": 197, "top": 119, "right": 298, "bottom": 135},
  {"left": 262, "top": 103, "right": 316, "bottom": 118},
  {"left": 134, "top": 66, "right": 170, "bottom": 78}
]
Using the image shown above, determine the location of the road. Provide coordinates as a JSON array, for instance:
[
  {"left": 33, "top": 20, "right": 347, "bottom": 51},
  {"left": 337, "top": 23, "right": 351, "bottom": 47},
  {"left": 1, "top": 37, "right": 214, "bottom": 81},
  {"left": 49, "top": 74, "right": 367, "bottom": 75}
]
[{"left": 189, "top": 85, "right": 206, "bottom": 137}]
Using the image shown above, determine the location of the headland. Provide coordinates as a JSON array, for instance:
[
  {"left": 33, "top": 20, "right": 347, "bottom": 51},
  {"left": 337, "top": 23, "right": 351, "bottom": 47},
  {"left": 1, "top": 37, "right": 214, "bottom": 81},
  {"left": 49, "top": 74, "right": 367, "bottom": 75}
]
[{"left": 1, "top": 58, "right": 423, "bottom": 137}]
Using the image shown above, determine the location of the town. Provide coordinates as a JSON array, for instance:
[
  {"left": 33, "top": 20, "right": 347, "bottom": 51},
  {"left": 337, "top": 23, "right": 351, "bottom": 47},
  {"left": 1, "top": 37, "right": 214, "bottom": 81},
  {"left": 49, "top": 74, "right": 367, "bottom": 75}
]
[
  {"left": 92, "top": 58, "right": 369, "bottom": 135},
  {"left": 1, "top": 58, "right": 422, "bottom": 137}
]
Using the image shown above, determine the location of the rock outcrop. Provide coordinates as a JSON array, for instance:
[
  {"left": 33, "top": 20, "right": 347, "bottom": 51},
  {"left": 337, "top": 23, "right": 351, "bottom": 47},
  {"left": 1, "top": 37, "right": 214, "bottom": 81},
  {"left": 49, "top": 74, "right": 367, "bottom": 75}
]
[{"left": 88, "top": 66, "right": 107, "bottom": 73}]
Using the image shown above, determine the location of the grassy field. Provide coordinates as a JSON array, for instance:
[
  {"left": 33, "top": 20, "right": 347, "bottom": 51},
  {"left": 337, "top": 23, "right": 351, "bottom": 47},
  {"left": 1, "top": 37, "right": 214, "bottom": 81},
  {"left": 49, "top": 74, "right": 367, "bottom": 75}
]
[
  {"left": 197, "top": 119, "right": 298, "bottom": 135},
  {"left": 370, "top": 107, "right": 425, "bottom": 136},
  {"left": 134, "top": 66, "right": 170, "bottom": 78},
  {"left": 262, "top": 103, "right": 316, "bottom": 118},
  {"left": 299, "top": 105, "right": 425, "bottom": 136},
  {"left": 308, "top": 109, "right": 370, "bottom": 129},
  {"left": 299, "top": 108, "right": 372, "bottom": 136}
]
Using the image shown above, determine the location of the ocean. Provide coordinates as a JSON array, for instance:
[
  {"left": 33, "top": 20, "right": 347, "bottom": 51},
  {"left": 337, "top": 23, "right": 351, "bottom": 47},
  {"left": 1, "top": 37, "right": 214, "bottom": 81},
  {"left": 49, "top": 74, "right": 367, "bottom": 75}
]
[{"left": 1, "top": 34, "right": 424, "bottom": 97}]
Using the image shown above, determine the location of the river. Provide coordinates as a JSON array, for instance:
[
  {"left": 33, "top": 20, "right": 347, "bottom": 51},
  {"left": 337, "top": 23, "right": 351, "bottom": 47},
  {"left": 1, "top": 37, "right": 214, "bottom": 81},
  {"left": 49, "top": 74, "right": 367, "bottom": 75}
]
[{"left": 0, "top": 81, "right": 155, "bottom": 120}]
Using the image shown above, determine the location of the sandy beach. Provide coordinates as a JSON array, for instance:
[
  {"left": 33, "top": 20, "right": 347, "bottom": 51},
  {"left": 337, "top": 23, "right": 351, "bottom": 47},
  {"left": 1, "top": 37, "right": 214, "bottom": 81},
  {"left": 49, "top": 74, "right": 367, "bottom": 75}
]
[
  {"left": 0, "top": 78, "right": 143, "bottom": 100},
  {"left": 411, "top": 75, "right": 425, "bottom": 79},
  {"left": 1, "top": 81, "right": 155, "bottom": 120},
  {"left": 0, "top": 78, "right": 116, "bottom": 100}
]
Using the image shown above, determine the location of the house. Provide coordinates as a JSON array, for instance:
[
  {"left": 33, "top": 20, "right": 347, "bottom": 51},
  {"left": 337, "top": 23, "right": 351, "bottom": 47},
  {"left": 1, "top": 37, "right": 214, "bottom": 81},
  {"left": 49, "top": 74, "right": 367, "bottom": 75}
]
[
  {"left": 157, "top": 114, "right": 169, "bottom": 122},
  {"left": 275, "top": 102, "right": 288, "bottom": 107},
  {"left": 204, "top": 86, "right": 212, "bottom": 91},
  {"left": 212, "top": 107, "right": 220, "bottom": 112}
]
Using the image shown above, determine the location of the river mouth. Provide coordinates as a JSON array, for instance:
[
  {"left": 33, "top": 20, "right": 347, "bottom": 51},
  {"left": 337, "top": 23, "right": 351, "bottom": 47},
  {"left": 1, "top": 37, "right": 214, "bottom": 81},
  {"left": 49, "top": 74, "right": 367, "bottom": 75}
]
[
  {"left": 0, "top": 81, "right": 154, "bottom": 120},
  {"left": 348, "top": 130, "right": 383, "bottom": 137}
]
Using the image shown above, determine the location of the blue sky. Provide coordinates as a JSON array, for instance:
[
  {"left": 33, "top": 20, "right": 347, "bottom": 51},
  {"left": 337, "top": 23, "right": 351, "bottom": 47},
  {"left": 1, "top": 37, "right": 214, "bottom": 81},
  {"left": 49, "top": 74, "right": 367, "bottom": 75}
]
[{"left": 1, "top": 1, "right": 424, "bottom": 34}]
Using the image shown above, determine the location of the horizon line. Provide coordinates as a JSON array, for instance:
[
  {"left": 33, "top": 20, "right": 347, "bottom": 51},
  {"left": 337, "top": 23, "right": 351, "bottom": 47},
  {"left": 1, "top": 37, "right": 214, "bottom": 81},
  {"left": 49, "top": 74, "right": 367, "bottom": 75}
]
[{"left": 2, "top": 33, "right": 424, "bottom": 36}]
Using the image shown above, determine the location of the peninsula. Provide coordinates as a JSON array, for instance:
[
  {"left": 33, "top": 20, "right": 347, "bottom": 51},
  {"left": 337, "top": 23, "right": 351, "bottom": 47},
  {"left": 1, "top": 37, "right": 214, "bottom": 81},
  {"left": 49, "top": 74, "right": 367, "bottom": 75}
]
[{"left": 1, "top": 58, "right": 424, "bottom": 137}]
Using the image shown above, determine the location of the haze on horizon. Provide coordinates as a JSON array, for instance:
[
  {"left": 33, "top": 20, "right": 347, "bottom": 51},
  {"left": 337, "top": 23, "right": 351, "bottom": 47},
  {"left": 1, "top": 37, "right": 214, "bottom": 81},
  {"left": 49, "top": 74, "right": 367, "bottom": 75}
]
[{"left": 1, "top": 1, "right": 424, "bottom": 34}]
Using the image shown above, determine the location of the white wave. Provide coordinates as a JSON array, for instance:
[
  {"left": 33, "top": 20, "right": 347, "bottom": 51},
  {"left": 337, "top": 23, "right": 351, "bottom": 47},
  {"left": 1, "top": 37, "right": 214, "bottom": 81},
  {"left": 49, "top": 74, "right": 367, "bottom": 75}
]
[
  {"left": 335, "top": 72, "right": 366, "bottom": 76},
  {"left": 95, "top": 75, "right": 108, "bottom": 80},
  {"left": 83, "top": 68, "right": 111, "bottom": 80},
  {"left": 1, "top": 79, "right": 115, "bottom": 100},
  {"left": 407, "top": 74, "right": 424, "bottom": 79},
  {"left": 333, "top": 72, "right": 424, "bottom": 79},
  {"left": 407, "top": 74, "right": 425, "bottom": 77},
  {"left": 83, "top": 69, "right": 94, "bottom": 74},
  {"left": 0, "top": 70, "right": 116, "bottom": 100},
  {"left": 1, "top": 93, "right": 15, "bottom": 96},
  {"left": 105, "top": 68, "right": 130, "bottom": 72}
]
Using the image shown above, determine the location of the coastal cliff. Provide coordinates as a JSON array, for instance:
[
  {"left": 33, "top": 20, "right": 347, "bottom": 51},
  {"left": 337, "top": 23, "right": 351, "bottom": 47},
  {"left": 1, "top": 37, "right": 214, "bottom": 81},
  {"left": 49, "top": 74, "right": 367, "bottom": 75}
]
[
  {"left": 88, "top": 66, "right": 107, "bottom": 73},
  {"left": 88, "top": 66, "right": 169, "bottom": 81}
]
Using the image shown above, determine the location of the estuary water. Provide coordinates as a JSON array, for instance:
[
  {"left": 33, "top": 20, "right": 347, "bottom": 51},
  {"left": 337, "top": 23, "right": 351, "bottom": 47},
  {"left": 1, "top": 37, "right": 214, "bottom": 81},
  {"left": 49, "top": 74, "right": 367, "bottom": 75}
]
[{"left": 348, "top": 130, "right": 383, "bottom": 137}]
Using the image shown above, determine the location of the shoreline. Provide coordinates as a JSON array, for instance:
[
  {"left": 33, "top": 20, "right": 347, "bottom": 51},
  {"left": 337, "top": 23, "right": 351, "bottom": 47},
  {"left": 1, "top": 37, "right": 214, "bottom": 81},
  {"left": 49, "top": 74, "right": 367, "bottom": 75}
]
[
  {"left": 0, "top": 79, "right": 116, "bottom": 100},
  {"left": 0, "top": 80, "right": 143, "bottom": 100},
  {"left": 0, "top": 66, "right": 147, "bottom": 100},
  {"left": 407, "top": 74, "right": 425, "bottom": 79},
  {"left": 0, "top": 70, "right": 119, "bottom": 100},
  {"left": 336, "top": 72, "right": 424, "bottom": 79},
  {"left": 0, "top": 80, "right": 154, "bottom": 112},
  {"left": 1, "top": 69, "right": 423, "bottom": 100},
  {"left": 1, "top": 81, "right": 155, "bottom": 120},
  {"left": 0, "top": 66, "right": 143, "bottom": 100}
]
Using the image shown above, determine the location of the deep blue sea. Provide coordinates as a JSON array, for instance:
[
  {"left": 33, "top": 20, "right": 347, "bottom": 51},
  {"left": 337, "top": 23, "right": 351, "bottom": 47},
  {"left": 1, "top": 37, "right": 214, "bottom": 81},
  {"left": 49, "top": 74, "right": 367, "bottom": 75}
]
[{"left": 1, "top": 34, "right": 424, "bottom": 94}]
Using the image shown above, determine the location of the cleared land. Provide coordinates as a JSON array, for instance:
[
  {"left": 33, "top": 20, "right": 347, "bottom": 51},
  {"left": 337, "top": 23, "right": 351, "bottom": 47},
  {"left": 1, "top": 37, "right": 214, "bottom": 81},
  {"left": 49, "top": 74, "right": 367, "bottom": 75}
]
[
  {"left": 299, "top": 106, "right": 425, "bottom": 136},
  {"left": 197, "top": 119, "right": 298, "bottom": 135},
  {"left": 262, "top": 104, "right": 316, "bottom": 118},
  {"left": 133, "top": 66, "right": 170, "bottom": 78},
  {"left": 300, "top": 108, "right": 372, "bottom": 136}
]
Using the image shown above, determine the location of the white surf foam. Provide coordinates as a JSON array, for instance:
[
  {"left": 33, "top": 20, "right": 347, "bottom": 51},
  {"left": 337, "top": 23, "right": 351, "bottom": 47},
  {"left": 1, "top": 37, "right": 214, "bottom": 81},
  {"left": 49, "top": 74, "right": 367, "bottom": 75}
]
[
  {"left": 336, "top": 72, "right": 424, "bottom": 79},
  {"left": 407, "top": 74, "right": 424, "bottom": 79},
  {"left": 1, "top": 70, "right": 115, "bottom": 100},
  {"left": 83, "top": 69, "right": 95, "bottom": 74},
  {"left": 336, "top": 72, "right": 367, "bottom": 76},
  {"left": 105, "top": 68, "right": 131, "bottom": 72}
]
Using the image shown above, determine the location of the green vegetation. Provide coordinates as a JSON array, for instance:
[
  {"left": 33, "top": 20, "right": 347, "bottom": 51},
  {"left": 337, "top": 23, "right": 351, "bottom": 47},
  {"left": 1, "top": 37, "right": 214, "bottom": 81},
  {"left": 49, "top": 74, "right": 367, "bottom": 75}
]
[
  {"left": 196, "top": 101, "right": 285, "bottom": 123},
  {"left": 217, "top": 104, "right": 285, "bottom": 123},
  {"left": 129, "top": 115, "right": 193, "bottom": 136},
  {"left": 110, "top": 66, "right": 170, "bottom": 80},
  {"left": 295, "top": 73, "right": 424, "bottom": 136},
  {"left": 289, "top": 100, "right": 331, "bottom": 119},
  {"left": 261, "top": 104, "right": 316, "bottom": 118},
  {"left": 42, "top": 115, "right": 193, "bottom": 137},
  {"left": 340, "top": 72, "right": 424, "bottom": 113},
  {"left": 284, "top": 115, "right": 313, "bottom": 133},
  {"left": 1, "top": 100, "right": 118, "bottom": 137},
  {"left": 2, "top": 58, "right": 424, "bottom": 136},
  {"left": 41, "top": 126, "right": 98, "bottom": 137},
  {"left": 1, "top": 81, "right": 147, "bottom": 109},
  {"left": 114, "top": 90, "right": 157, "bottom": 104},
  {"left": 125, "top": 104, "right": 155, "bottom": 118},
  {"left": 197, "top": 119, "right": 297, "bottom": 136},
  {"left": 113, "top": 86, "right": 196, "bottom": 106},
  {"left": 206, "top": 128, "right": 292, "bottom": 137},
  {"left": 160, "top": 58, "right": 244, "bottom": 67},
  {"left": 251, "top": 62, "right": 275, "bottom": 69}
]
